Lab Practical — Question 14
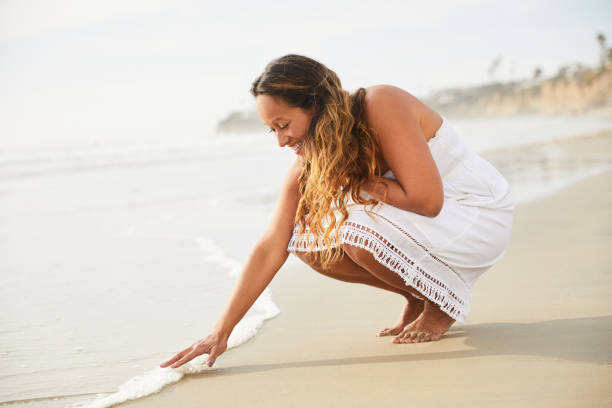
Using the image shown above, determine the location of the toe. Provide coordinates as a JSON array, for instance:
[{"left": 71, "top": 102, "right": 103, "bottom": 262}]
[
  {"left": 377, "top": 328, "right": 390, "bottom": 337},
  {"left": 378, "top": 326, "right": 404, "bottom": 337},
  {"left": 397, "top": 331, "right": 413, "bottom": 344},
  {"left": 393, "top": 330, "right": 408, "bottom": 343}
]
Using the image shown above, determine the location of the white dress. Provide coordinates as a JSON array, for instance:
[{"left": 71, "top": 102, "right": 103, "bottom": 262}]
[{"left": 287, "top": 115, "right": 515, "bottom": 323}]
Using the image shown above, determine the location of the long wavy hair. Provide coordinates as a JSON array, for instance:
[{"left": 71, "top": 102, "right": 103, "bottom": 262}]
[{"left": 250, "top": 54, "right": 388, "bottom": 270}]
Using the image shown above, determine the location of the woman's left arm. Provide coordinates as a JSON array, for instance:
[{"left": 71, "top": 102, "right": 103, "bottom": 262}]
[
  {"left": 362, "top": 177, "right": 441, "bottom": 217},
  {"left": 361, "top": 85, "right": 444, "bottom": 217}
]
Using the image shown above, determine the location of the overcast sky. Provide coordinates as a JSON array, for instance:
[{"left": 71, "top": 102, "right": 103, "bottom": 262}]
[{"left": 1, "top": 0, "right": 610, "bottom": 147}]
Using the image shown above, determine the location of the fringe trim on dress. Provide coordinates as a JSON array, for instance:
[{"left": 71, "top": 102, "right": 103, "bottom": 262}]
[{"left": 287, "top": 221, "right": 466, "bottom": 322}]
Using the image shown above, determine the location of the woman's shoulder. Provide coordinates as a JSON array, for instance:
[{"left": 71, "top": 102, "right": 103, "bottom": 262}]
[
  {"left": 362, "top": 84, "right": 443, "bottom": 143},
  {"left": 363, "top": 84, "right": 430, "bottom": 118},
  {"left": 363, "top": 84, "right": 419, "bottom": 107},
  {"left": 364, "top": 84, "right": 414, "bottom": 98}
]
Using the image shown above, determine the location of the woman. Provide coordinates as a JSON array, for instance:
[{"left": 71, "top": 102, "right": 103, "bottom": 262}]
[{"left": 160, "top": 54, "right": 514, "bottom": 369}]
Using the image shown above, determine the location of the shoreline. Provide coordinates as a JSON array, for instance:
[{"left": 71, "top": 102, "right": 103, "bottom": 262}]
[{"left": 117, "top": 147, "right": 612, "bottom": 406}]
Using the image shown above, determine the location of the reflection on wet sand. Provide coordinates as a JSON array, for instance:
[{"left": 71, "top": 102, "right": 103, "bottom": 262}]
[{"left": 482, "top": 130, "right": 612, "bottom": 203}]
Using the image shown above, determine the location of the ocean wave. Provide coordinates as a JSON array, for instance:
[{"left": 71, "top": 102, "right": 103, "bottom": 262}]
[{"left": 0, "top": 133, "right": 270, "bottom": 181}]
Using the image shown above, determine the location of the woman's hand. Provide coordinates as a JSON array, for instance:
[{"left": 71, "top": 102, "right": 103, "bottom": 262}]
[
  {"left": 160, "top": 331, "right": 228, "bottom": 369},
  {"left": 362, "top": 179, "right": 379, "bottom": 195}
]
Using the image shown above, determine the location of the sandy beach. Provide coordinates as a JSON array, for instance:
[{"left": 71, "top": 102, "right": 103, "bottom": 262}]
[{"left": 118, "top": 138, "right": 612, "bottom": 407}]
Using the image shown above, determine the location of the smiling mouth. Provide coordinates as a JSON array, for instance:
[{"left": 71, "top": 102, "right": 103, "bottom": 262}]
[{"left": 290, "top": 141, "right": 303, "bottom": 154}]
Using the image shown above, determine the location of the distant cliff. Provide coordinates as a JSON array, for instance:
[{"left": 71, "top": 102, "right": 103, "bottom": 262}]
[
  {"left": 216, "top": 64, "right": 612, "bottom": 133},
  {"left": 216, "top": 110, "right": 263, "bottom": 134},
  {"left": 422, "top": 64, "right": 612, "bottom": 118}
]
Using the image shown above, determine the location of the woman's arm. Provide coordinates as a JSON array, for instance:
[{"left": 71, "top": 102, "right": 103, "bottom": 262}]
[
  {"left": 362, "top": 176, "right": 442, "bottom": 217},
  {"left": 211, "top": 237, "right": 290, "bottom": 338},
  {"left": 160, "top": 159, "right": 302, "bottom": 369},
  {"left": 213, "top": 159, "right": 301, "bottom": 336},
  {"left": 362, "top": 85, "right": 444, "bottom": 217}
]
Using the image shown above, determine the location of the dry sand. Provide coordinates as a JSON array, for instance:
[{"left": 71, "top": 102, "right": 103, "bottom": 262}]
[{"left": 122, "top": 157, "right": 612, "bottom": 408}]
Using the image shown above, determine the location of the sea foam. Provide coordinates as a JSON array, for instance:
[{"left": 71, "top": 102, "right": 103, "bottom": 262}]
[{"left": 66, "top": 237, "right": 280, "bottom": 408}]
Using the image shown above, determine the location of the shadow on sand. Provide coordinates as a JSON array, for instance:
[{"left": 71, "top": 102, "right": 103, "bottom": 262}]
[{"left": 193, "top": 315, "right": 612, "bottom": 379}]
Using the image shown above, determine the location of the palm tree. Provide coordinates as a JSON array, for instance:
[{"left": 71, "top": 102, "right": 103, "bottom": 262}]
[
  {"left": 597, "top": 32, "right": 607, "bottom": 70},
  {"left": 487, "top": 56, "right": 502, "bottom": 83},
  {"left": 533, "top": 67, "right": 543, "bottom": 80}
]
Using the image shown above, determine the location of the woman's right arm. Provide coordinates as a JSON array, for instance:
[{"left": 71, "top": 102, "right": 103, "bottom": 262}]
[{"left": 160, "top": 159, "right": 302, "bottom": 369}]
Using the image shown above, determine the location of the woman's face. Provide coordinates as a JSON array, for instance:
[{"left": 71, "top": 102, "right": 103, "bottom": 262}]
[{"left": 256, "top": 94, "right": 314, "bottom": 156}]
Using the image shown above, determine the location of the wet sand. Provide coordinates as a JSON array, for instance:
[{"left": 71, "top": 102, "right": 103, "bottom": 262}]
[{"left": 121, "top": 147, "right": 612, "bottom": 408}]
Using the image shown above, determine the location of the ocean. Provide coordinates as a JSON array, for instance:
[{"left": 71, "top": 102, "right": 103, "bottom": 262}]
[{"left": 1, "top": 114, "right": 611, "bottom": 407}]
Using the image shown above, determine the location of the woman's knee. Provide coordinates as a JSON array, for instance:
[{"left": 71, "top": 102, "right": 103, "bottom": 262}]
[
  {"left": 294, "top": 251, "right": 320, "bottom": 268},
  {"left": 294, "top": 251, "right": 334, "bottom": 276},
  {"left": 341, "top": 243, "right": 374, "bottom": 267},
  {"left": 293, "top": 250, "right": 353, "bottom": 281}
]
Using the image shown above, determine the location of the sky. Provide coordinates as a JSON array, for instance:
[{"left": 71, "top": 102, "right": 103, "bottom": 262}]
[{"left": 1, "top": 0, "right": 610, "bottom": 147}]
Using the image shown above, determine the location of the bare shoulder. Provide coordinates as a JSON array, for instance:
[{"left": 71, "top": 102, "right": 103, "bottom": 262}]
[
  {"left": 363, "top": 84, "right": 442, "bottom": 142},
  {"left": 364, "top": 84, "right": 423, "bottom": 112},
  {"left": 364, "top": 84, "right": 419, "bottom": 106}
]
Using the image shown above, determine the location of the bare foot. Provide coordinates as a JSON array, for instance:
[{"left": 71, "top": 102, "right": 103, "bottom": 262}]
[
  {"left": 392, "top": 299, "right": 456, "bottom": 343},
  {"left": 376, "top": 295, "right": 425, "bottom": 337}
]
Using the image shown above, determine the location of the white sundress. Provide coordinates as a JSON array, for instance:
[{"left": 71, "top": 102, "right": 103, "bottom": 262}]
[{"left": 287, "top": 114, "right": 515, "bottom": 323}]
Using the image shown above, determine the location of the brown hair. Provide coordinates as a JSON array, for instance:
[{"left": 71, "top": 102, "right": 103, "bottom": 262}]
[{"left": 250, "top": 54, "right": 387, "bottom": 269}]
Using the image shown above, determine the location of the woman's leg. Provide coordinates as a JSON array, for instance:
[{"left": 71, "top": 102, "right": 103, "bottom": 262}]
[
  {"left": 294, "top": 250, "right": 425, "bottom": 335},
  {"left": 341, "top": 243, "right": 456, "bottom": 343}
]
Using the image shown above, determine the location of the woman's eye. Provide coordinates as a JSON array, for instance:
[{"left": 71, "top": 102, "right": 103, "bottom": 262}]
[{"left": 268, "top": 123, "right": 288, "bottom": 133}]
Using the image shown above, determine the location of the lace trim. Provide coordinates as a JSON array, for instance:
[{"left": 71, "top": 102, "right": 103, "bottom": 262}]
[
  {"left": 287, "top": 219, "right": 466, "bottom": 322},
  {"left": 371, "top": 211, "right": 468, "bottom": 287}
]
